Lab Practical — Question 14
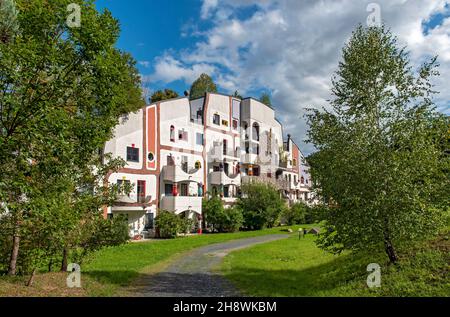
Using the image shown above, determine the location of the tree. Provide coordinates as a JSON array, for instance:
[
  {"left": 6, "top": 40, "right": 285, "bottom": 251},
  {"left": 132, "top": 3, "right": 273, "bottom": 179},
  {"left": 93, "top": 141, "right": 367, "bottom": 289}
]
[
  {"left": 237, "top": 183, "right": 286, "bottom": 230},
  {"left": 260, "top": 93, "right": 272, "bottom": 107},
  {"left": 0, "top": 0, "right": 144, "bottom": 275},
  {"left": 282, "top": 202, "right": 307, "bottom": 225},
  {"left": 0, "top": 0, "right": 19, "bottom": 43},
  {"left": 150, "top": 89, "right": 179, "bottom": 103},
  {"left": 306, "top": 25, "right": 449, "bottom": 263},
  {"left": 233, "top": 90, "right": 243, "bottom": 99},
  {"left": 189, "top": 73, "right": 217, "bottom": 99},
  {"left": 203, "top": 196, "right": 243, "bottom": 232}
]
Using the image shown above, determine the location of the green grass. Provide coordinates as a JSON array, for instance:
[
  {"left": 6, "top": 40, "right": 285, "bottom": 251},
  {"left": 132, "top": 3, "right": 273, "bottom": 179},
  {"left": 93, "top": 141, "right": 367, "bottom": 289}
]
[
  {"left": 220, "top": 231, "right": 450, "bottom": 297},
  {"left": 82, "top": 225, "right": 312, "bottom": 296}
]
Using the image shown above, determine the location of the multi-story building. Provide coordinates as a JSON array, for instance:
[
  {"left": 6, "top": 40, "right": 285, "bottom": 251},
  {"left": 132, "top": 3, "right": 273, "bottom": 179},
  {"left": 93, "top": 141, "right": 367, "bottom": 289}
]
[{"left": 103, "top": 93, "right": 312, "bottom": 237}]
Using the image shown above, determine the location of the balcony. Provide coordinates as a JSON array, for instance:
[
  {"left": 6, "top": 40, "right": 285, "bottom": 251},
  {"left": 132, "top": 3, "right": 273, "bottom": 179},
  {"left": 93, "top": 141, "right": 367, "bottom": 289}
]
[
  {"left": 160, "top": 196, "right": 202, "bottom": 215},
  {"left": 163, "top": 165, "right": 203, "bottom": 183},
  {"left": 210, "top": 171, "right": 241, "bottom": 186}
]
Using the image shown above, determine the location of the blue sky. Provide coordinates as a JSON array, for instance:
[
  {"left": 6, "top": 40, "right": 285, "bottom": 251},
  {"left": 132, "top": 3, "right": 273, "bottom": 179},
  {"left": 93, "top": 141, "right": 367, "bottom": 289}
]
[{"left": 96, "top": 0, "right": 450, "bottom": 155}]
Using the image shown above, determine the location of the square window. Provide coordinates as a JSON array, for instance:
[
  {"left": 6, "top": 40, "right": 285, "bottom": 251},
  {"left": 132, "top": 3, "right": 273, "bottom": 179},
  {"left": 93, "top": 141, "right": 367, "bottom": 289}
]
[
  {"left": 222, "top": 119, "right": 229, "bottom": 127},
  {"left": 213, "top": 114, "right": 220, "bottom": 125},
  {"left": 126, "top": 147, "right": 139, "bottom": 162},
  {"left": 232, "top": 119, "right": 238, "bottom": 130}
]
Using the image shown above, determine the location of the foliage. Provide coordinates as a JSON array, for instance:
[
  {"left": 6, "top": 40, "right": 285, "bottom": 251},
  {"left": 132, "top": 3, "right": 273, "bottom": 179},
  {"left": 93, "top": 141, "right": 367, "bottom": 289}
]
[
  {"left": 189, "top": 73, "right": 217, "bottom": 99},
  {"left": 237, "top": 183, "right": 287, "bottom": 230},
  {"left": 306, "top": 25, "right": 449, "bottom": 263},
  {"left": 150, "top": 88, "right": 179, "bottom": 103},
  {"left": 203, "top": 196, "right": 243, "bottom": 232},
  {"left": 221, "top": 229, "right": 450, "bottom": 297},
  {"left": 259, "top": 93, "right": 272, "bottom": 107},
  {"left": 0, "top": 0, "right": 19, "bottom": 43},
  {"left": 282, "top": 202, "right": 307, "bottom": 225},
  {"left": 155, "top": 210, "right": 193, "bottom": 239},
  {"left": 0, "top": 0, "right": 144, "bottom": 275},
  {"left": 233, "top": 90, "right": 243, "bottom": 99}
]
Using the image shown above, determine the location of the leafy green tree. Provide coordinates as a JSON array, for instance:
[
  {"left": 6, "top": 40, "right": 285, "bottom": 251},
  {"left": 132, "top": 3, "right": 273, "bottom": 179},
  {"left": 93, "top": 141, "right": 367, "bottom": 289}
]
[
  {"left": 0, "top": 0, "right": 144, "bottom": 275},
  {"left": 0, "top": 0, "right": 19, "bottom": 43},
  {"left": 203, "top": 196, "right": 243, "bottom": 232},
  {"left": 237, "top": 183, "right": 286, "bottom": 230},
  {"left": 282, "top": 202, "right": 307, "bottom": 225},
  {"left": 189, "top": 73, "right": 217, "bottom": 99},
  {"left": 150, "top": 89, "right": 179, "bottom": 103},
  {"left": 260, "top": 93, "right": 272, "bottom": 107},
  {"left": 306, "top": 25, "right": 449, "bottom": 263}
]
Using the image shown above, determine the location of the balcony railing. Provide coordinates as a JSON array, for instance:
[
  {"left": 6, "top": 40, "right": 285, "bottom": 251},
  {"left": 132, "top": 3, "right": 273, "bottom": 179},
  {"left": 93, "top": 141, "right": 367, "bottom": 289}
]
[
  {"left": 163, "top": 165, "right": 203, "bottom": 183},
  {"left": 160, "top": 196, "right": 202, "bottom": 215},
  {"left": 210, "top": 171, "right": 241, "bottom": 186}
]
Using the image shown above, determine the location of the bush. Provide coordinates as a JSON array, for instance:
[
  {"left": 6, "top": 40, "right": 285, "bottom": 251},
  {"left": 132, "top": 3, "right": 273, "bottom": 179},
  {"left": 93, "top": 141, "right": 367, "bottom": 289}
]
[
  {"left": 203, "top": 196, "right": 243, "bottom": 232},
  {"left": 282, "top": 202, "right": 307, "bottom": 225},
  {"left": 237, "top": 183, "right": 287, "bottom": 230},
  {"left": 155, "top": 210, "right": 182, "bottom": 239},
  {"left": 155, "top": 210, "right": 195, "bottom": 238}
]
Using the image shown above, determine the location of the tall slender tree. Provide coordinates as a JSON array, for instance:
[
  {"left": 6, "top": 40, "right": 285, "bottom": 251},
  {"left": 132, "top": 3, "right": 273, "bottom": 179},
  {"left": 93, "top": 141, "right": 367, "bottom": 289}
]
[{"left": 307, "top": 25, "right": 449, "bottom": 263}]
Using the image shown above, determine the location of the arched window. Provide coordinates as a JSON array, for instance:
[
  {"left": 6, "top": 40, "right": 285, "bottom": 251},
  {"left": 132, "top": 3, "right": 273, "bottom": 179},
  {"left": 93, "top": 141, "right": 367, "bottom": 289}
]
[
  {"left": 252, "top": 122, "right": 260, "bottom": 141},
  {"left": 170, "top": 125, "right": 175, "bottom": 142}
]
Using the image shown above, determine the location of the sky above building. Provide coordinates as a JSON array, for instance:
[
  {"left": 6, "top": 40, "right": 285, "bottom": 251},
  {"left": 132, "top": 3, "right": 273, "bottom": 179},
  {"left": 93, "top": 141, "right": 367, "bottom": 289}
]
[{"left": 96, "top": 0, "right": 450, "bottom": 155}]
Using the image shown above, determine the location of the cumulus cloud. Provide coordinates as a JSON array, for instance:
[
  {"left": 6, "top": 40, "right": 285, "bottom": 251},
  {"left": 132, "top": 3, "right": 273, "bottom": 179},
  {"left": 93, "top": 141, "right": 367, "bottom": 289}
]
[{"left": 147, "top": 0, "right": 450, "bottom": 155}]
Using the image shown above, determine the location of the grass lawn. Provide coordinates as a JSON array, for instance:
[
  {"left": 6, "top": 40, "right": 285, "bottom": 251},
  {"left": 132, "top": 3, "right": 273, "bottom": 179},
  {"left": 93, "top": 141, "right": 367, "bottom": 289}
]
[
  {"left": 0, "top": 225, "right": 312, "bottom": 297},
  {"left": 220, "top": 229, "right": 450, "bottom": 297}
]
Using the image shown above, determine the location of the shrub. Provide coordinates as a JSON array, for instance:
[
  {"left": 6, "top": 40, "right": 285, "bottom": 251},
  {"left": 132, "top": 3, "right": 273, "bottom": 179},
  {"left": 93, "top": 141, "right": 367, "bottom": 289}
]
[
  {"left": 155, "top": 210, "right": 182, "bottom": 239},
  {"left": 203, "top": 196, "right": 243, "bottom": 232},
  {"left": 237, "top": 183, "right": 286, "bottom": 230},
  {"left": 282, "top": 202, "right": 307, "bottom": 225}
]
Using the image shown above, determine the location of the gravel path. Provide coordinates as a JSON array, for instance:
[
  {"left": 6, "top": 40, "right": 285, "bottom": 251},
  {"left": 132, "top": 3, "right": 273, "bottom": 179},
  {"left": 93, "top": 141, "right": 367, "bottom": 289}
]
[{"left": 129, "top": 234, "right": 289, "bottom": 297}]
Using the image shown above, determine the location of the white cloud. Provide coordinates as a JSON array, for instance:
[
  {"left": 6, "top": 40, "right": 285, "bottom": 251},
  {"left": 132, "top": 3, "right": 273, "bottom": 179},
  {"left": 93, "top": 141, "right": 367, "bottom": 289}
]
[
  {"left": 142, "top": 54, "right": 216, "bottom": 85},
  {"left": 148, "top": 0, "right": 450, "bottom": 154},
  {"left": 138, "top": 61, "right": 151, "bottom": 68}
]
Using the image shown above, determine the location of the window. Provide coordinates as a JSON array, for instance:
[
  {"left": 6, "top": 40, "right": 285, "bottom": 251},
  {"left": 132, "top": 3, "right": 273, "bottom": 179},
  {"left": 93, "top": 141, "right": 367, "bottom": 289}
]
[
  {"left": 223, "top": 186, "right": 229, "bottom": 198},
  {"left": 178, "top": 130, "right": 188, "bottom": 141},
  {"left": 223, "top": 139, "right": 227, "bottom": 155},
  {"left": 213, "top": 114, "right": 220, "bottom": 125},
  {"left": 195, "top": 161, "right": 202, "bottom": 169},
  {"left": 232, "top": 119, "right": 238, "bottom": 130},
  {"left": 181, "top": 156, "right": 188, "bottom": 173},
  {"left": 180, "top": 183, "right": 188, "bottom": 196},
  {"left": 126, "top": 147, "right": 139, "bottom": 162},
  {"left": 137, "top": 180, "right": 146, "bottom": 203},
  {"left": 144, "top": 213, "right": 154, "bottom": 230},
  {"left": 165, "top": 184, "right": 173, "bottom": 195},
  {"left": 252, "top": 122, "right": 260, "bottom": 141},
  {"left": 301, "top": 176, "right": 305, "bottom": 184},
  {"left": 170, "top": 125, "right": 175, "bottom": 142},
  {"left": 222, "top": 119, "right": 229, "bottom": 127},
  {"left": 253, "top": 166, "right": 260, "bottom": 176},
  {"left": 148, "top": 152, "right": 155, "bottom": 162},
  {"left": 117, "top": 179, "right": 131, "bottom": 195},
  {"left": 196, "top": 133, "right": 204, "bottom": 145}
]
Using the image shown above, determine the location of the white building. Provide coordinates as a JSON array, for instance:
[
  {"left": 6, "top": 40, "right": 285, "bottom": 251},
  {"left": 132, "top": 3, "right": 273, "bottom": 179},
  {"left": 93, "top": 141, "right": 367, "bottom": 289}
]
[{"left": 103, "top": 93, "right": 313, "bottom": 237}]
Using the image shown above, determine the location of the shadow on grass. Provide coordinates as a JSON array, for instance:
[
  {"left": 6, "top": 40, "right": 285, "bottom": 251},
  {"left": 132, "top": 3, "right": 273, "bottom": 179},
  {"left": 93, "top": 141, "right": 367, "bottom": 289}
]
[{"left": 222, "top": 253, "right": 384, "bottom": 297}]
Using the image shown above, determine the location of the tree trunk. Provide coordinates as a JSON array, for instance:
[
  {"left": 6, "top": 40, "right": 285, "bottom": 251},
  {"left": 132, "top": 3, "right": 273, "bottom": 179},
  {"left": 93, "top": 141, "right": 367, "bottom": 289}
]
[
  {"left": 8, "top": 229, "right": 20, "bottom": 276},
  {"left": 61, "top": 248, "right": 68, "bottom": 272},
  {"left": 48, "top": 259, "right": 53, "bottom": 272},
  {"left": 26, "top": 268, "right": 37, "bottom": 287},
  {"left": 383, "top": 232, "right": 398, "bottom": 264}
]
